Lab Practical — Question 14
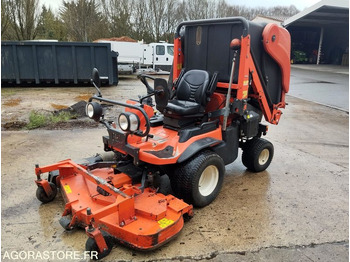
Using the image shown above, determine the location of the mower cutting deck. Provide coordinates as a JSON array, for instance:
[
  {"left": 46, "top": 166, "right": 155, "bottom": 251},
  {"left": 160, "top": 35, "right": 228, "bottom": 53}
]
[
  {"left": 35, "top": 16, "right": 291, "bottom": 260},
  {"left": 35, "top": 159, "right": 193, "bottom": 259}
]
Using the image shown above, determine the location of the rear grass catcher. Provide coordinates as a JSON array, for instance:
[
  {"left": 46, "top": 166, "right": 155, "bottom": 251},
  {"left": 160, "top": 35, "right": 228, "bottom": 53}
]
[{"left": 35, "top": 17, "right": 291, "bottom": 259}]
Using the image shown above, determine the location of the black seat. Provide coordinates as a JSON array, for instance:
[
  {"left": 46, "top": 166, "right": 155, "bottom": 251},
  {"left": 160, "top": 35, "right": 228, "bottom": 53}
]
[{"left": 164, "top": 69, "right": 210, "bottom": 117}]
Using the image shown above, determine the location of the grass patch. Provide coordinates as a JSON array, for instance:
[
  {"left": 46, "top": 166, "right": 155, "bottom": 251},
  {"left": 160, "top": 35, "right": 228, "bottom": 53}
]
[
  {"left": 27, "top": 111, "right": 48, "bottom": 129},
  {"left": 26, "top": 110, "right": 76, "bottom": 129},
  {"left": 50, "top": 111, "right": 75, "bottom": 123}
]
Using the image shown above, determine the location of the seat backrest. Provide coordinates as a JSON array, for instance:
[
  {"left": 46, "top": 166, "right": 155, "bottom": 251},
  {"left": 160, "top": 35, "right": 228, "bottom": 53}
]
[{"left": 176, "top": 69, "right": 210, "bottom": 107}]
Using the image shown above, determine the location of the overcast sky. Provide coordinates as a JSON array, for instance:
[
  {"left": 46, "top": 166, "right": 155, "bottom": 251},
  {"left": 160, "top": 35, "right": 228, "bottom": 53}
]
[{"left": 40, "top": 0, "right": 321, "bottom": 13}]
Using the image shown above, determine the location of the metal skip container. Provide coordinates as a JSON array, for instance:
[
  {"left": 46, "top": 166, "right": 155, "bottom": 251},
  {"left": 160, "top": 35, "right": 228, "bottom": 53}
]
[{"left": 1, "top": 41, "right": 118, "bottom": 86}]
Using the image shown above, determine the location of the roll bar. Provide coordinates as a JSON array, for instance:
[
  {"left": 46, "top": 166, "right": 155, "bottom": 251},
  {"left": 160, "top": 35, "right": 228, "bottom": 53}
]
[
  {"left": 175, "top": 17, "right": 249, "bottom": 38},
  {"left": 89, "top": 95, "right": 151, "bottom": 137}
]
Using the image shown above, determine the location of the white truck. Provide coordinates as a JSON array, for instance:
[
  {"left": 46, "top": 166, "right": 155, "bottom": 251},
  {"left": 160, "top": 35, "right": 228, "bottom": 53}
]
[{"left": 96, "top": 40, "right": 174, "bottom": 74}]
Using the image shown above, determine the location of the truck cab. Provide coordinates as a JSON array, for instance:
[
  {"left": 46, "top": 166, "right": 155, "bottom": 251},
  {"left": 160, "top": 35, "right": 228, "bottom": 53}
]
[{"left": 143, "top": 42, "right": 174, "bottom": 71}]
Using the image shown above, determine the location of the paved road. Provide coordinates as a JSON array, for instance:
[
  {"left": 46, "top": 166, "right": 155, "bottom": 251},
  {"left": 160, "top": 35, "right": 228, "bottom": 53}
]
[{"left": 289, "top": 65, "right": 349, "bottom": 112}]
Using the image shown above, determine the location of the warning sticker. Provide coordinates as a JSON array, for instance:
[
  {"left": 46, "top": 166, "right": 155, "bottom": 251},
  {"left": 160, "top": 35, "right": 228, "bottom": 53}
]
[
  {"left": 158, "top": 218, "right": 174, "bottom": 229},
  {"left": 64, "top": 185, "right": 72, "bottom": 194}
]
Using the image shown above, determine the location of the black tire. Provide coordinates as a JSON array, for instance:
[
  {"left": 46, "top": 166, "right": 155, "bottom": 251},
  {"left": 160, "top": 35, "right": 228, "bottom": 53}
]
[
  {"left": 157, "top": 175, "right": 173, "bottom": 195},
  {"left": 36, "top": 182, "right": 57, "bottom": 203},
  {"left": 59, "top": 216, "right": 73, "bottom": 231},
  {"left": 85, "top": 232, "right": 113, "bottom": 260},
  {"left": 242, "top": 138, "right": 274, "bottom": 172},
  {"left": 171, "top": 150, "right": 225, "bottom": 208}
]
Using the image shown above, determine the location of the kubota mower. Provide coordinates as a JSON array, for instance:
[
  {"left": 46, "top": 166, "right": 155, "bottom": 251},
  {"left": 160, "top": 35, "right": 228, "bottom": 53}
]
[{"left": 35, "top": 17, "right": 290, "bottom": 259}]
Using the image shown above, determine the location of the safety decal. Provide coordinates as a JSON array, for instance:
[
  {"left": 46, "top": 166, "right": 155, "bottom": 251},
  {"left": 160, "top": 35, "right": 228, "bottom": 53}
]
[
  {"left": 242, "top": 90, "right": 248, "bottom": 98},
  {"left": 158, "top": 218, "right": 174, "bottom": 229},
  {"left": 64, "top": 185, "right": 72, "bottom": 194}
]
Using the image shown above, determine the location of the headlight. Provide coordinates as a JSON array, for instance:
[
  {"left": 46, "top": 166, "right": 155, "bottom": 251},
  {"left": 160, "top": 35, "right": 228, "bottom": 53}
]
[
  {"left": 118, "top": 112, "right": 140, "bottom": 132},
  {"left": 129, "top": 113, "right": 139, "bottom": 132},
  {"left": 118, "top": 114, "right": 129, "bottom": 131},
  {"left": 86, "top": 102, "right": 103, "bottom": 121}
]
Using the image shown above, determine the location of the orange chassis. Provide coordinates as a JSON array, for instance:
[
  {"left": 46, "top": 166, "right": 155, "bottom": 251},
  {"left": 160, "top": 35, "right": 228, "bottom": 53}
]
[{"left": 35, "top": 17, "right": 290, "bottom": 259}]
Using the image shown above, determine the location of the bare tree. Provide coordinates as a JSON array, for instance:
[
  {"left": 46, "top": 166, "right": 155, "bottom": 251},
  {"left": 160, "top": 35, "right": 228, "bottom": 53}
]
[
  {"left": 60, "top": 0, "right": 106, "bottom": 42},
  {"left": 101, "top": 0, "right": 134, "bottom": 37},
  {"left": 1, "top": 0, "right": 10, "bottom": 36},
  {"left": 268, "top": 5, "right": 299, "bottom": 17},
  {"left": 148, "top": 0, "right": 166, "bottom": 41},
  {"left": 2, "top": 0, "right": 299, "bottom": 42},
  {"left": 146, "top": 0, "right": 183, "bottom": 42},
  {"left": 132, "top": 0, "right": 153, "bottom": 42},
  {"left": 215, "top": 0, "right": 240, "bottom": 18},
  {"left": 160, "top": 0, "right": 182, "bottom": 41},
  {"left": 6, "top": 0, "right": 41, "bottom": 40}
]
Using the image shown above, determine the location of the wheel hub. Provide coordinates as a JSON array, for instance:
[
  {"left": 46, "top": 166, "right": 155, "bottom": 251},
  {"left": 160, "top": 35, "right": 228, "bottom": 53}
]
[
  {"left": 198, "top": 165, "right": 219, "bottom": 196},
  {"left": 258, "top": 149, "right": 270, "bottom": 165}
]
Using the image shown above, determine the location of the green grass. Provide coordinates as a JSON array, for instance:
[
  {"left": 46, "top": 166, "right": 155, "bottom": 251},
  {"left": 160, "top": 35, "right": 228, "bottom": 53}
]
[
  {"left": 27, "top": 111, "right": 48, "bottom": 129},
  {"left": 26, "top": 110, "right": 76, "bottom": 129},
  {"left": 50, "top": 111, "right": 75, "bottom": 123}
]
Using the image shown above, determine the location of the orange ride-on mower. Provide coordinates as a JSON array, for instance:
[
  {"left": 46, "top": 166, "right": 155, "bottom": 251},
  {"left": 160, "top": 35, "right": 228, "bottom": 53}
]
[{"left": 35, "top": 17, "right": 290, "bottom": 259}]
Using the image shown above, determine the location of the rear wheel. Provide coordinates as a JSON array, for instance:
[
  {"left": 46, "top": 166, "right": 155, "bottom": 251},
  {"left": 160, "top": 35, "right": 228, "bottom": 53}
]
[
  {"left": 242, "top": 138, "right": 274, "bottom": 172},
  {"left": 171, "top": 150, "right": 225, "bottom": 207}
]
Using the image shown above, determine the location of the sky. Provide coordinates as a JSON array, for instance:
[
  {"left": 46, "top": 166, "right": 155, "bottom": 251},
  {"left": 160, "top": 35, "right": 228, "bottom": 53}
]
[
  {"left": 226, "top": 0, "right": 320, "bottom": 10},
  {"left": 40, "top": 0, "right": 321, "bottom": 13}
]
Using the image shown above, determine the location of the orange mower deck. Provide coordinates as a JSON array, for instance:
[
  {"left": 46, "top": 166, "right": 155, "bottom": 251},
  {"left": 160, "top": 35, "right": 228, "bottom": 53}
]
[{"left": 35, "top": 160, "right": 193, "bottom": 255}]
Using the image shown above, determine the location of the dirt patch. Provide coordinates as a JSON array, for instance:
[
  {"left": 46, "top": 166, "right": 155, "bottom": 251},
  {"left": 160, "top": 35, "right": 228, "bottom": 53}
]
[
  {"left": 74, "top": 94, "right": 92, "bottom": 102},
  {"left": 2, "top": 121, "right": 27, "bottom": 130},
  {"left": 3, "top": 98, "right": 22, "bottom": 107},
  {"left": 43, "top": 119, "right": 100, "bottom": 130},
  {"left": 2, "top": 100, "right": 92, "bottom": 131},
  {"left": 94, "top": 36, "right": 137, "bottom": 42},
  {"left": 68, "top": 100, "right": 87, "bottom": 117},
  {"left": 51, "top": 103, "right": 69, "bottom": 110},
  {"left": 1, "top": 77, "right": 144, "bottom": 130}
]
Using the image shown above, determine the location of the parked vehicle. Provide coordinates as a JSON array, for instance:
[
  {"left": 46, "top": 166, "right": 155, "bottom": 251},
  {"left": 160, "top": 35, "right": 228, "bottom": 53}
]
[{"left": 96, "top": 40, "right": 173, "bottom": 74}]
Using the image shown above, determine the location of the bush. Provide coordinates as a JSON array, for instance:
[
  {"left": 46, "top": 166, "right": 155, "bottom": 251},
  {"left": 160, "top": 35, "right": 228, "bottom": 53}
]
[
  {"left": 27, "top": 111, "right": 48, "bottom": 129},
  {"left": 26, "top": 110, "right": 76, "bottom": 129}
]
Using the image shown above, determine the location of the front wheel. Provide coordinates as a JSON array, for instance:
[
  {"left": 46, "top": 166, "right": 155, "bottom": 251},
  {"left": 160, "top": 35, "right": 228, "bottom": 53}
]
[
  {"left": 242, "top": 138, "right": 274, "bottom": 172},
  {"left": 85, "top": 232, "right": 113, "bottom": 260},
  {"left": 36, "top": 182, "right": 57, "bottom": 203},
  {"left": 171, "top": 150, "right": 225, "bottom": 208}
]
